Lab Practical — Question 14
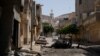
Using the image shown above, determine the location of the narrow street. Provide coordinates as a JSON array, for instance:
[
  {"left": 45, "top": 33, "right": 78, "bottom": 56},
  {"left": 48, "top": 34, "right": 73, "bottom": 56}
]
[
  {"left": 41, "top": 37, "right": 100, "bottom": 56},
  {"left": 0, "top": 0, "right": 100, "bottom": 56},
  {"left": 41, "top": 48, "right": 99, "bottom": 56}
]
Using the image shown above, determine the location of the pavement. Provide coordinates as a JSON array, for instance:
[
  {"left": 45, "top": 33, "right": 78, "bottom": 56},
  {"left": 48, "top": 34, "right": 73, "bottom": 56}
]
[
  {"left": 41, "top": 48, "right": 99, "bottom": 56},
  {"left": 22, "top": 44, "right": 31, "bottom": 51},
  {"left": 21, "top": 41, "right": 41, "bottom": 52},
  {"left": 32, "top": 44, "right": 41, "bottom": 53},
  {"left": 41, "top": 37, "right": 100, "bottom": 56},
  {"left": 41, "top": 44, "right": 100, "bottom": 56},
  {"left": 15, "top": 42, "right": 42, "bottom": 56},
  {"left": 21, "top": 37, "right": 100, "bottom": 56},
  {"left": 82, "top": 45, "right": 100, "bottom": 55}
]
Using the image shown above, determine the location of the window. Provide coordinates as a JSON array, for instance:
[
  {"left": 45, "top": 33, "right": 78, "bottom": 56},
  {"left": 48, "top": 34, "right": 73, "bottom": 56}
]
[
  {"left": 64, "top": 18, "right": 68, "bottom": 20},
  {"left": 87, "top": 12, "right": 90, "bottom": 16},
  {"left": 82, "top": 13, "right": 87, "bottom": 20},
  {"left": 20, "top": 5, "right": 23, "bottom": 12},
  {"left": 79, "top": 0, "right": 82, "bottom": 5},
  {"left": 80, "top": 14, "right": 82, "bottom": 19}
]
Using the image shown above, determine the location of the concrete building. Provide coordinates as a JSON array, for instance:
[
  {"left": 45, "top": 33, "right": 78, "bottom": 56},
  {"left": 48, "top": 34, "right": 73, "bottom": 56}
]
[
  {"left": 75, "top": 0, "right": 95, "bottom": 26},
  {"left": 19, "top": 0, "right": 33, "bottom": 50},
  {"left": 0, "top": 0, "right": 42, "bottom": 55},
  {"left": 41, "top": 10, "right": 55, "bottom": 26},
  {"left": 0, "top": 0, "right": 15, "bottom": 55},
  {"left": 55, "top": 12, "right": 76, "bottom": 29},
  {"left": 35, "top": 4, "right": 42, "bottom": 40},
  {"left": 76, "top": 0, "right": 100, "bottom": 43},
  {"left": 41, "top": 15, "right": 53, "bottom": 24},
  {"left": 19, "top": 0, "right": 43, "bottom": 53}
]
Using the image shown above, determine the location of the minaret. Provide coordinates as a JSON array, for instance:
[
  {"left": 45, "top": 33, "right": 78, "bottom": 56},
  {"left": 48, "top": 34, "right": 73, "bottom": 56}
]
[{"left": 50, "top": 10, "right": 54, "bottom": 19}]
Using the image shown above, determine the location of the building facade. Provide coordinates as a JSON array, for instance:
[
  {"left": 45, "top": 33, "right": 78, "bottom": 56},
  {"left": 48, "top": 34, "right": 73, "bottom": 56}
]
[
  {"left": 56, "top": 12, "right": 76, "bottom": 29},
  {"left": 0, "top": 0, "right": 42, "bottom": 55},
  {"left": 76, "top": 0, "right": 100, "bottom": 43},
  {"left": 0, "top": 0, "right": 15, "bottom": 55}
]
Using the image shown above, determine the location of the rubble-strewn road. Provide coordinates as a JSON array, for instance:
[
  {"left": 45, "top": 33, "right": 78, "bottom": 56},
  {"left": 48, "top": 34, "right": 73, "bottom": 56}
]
[{"left": 41, "top": 48, "right": 99, "bottom": 56}]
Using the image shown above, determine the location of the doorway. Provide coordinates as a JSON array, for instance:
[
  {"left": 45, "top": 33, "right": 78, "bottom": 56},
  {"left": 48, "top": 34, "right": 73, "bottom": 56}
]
[{"left": 12, "top": 19, "right": 19, "bottom": 50}]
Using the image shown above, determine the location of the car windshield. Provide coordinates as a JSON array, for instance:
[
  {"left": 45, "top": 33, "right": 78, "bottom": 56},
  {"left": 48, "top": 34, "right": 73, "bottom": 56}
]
[{"left": 39, "top": 37, "right": 45, "bottom": 40}]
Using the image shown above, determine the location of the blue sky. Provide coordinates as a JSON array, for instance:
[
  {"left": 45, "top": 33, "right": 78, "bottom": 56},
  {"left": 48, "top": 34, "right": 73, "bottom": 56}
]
[{"left": 36, "top": 0, "right": 75, "bottom": 17}]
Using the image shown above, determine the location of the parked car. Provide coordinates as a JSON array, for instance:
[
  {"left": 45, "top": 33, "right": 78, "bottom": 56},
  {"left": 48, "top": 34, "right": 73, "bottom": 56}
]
[
  {"left": 35, "top": 37, "right": 48, "bottom": 45},
  {"left": 52, "top": 36, "right": 58, "bottom": 42},
  {"left": 39, "top": 36, "right": 45, "bottom": 38},
  {"left": 51, "top": 39, "right": 72, "bottom": 48}
]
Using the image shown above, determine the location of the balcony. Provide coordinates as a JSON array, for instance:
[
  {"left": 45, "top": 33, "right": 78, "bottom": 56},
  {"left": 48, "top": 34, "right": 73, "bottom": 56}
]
[
  {"left": 83, "top": 4, "right": 100, "bottom": 26},
  {"left": 82, "top": 12, "right": 96, "bottom": 26}
]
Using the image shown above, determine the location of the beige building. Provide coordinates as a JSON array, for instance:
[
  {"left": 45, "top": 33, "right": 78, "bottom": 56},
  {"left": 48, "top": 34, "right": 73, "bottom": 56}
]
[
  {"left": 41, "top": 10, "right": 55, "bottom": 26},
  {"left": 56, "top": 12, "right": 76, "bottom": 29},
  {"left": 19, "top": 0, "right": 33, "bottom": 49},
  {"left": 76, "top": 0, "right": 100, "bottom": 43},
  {"left": 41, "top": 15, "right": 52, "bottom": 24},
  {"left": 0, "top": 0, "right": 42, "bottom": 55},
  {"left": 34, "top": 4, "right": 42, "bottom": 41},
  {"left": 20, "top": 0, "right": 42, "bottom": 52}
]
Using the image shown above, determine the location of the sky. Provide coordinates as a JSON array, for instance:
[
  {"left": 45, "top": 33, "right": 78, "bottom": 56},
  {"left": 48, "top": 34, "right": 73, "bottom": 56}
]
[{"left": 36, "top": 0, "right": 75, "bottom": 17}]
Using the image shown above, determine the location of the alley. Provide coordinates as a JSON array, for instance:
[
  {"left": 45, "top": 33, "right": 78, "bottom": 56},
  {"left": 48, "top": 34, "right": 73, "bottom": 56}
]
[
  {"left": 0, "top": 0, "right": 100, "bottom": 56},
  {"left": 41, "top": 48, "right": 99, "bottom": 56}
]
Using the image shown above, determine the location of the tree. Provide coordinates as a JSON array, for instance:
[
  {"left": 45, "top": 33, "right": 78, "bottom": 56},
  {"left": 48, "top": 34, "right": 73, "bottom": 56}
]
[
  {"left": 56, "top": 29, "right": 62, "bottom": 34},
  {"left": 64, "top": 24, "right": 80, "bottom": 47},
  {"left": 56, "top": 24, "right": 79, "bottom": 47},
  {"left": 42, "top": 22, "right": 54, "bottom": 36},
  {"left": 61, "top": 24, "right": 79, "bottom": 39},
  {"left": 57, "top": 24, "right": 79, "bottom": 35},
  {"left": 66, "top": 24, "right": 79, "bottom": 34},
  {"left": 56, "top": 29, "right": 62, "bottom": 38}
]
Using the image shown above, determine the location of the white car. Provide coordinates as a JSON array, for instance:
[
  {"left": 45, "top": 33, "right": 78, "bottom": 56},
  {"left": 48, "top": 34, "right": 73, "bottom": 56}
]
[
  {"left": 35, "top": 36, "right": 48, "bottom": 45},
  {"left": 52, "top": 36, "right": 58, "bottom": 42}
]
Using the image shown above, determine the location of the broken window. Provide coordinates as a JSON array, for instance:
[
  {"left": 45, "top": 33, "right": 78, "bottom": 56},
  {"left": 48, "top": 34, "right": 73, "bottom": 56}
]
[{"left": 79, "top": 0, "right": 82, "bottom": 5}]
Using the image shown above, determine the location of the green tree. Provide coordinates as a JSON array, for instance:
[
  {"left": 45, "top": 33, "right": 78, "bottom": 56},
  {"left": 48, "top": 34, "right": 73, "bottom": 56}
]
[
  {"left": 61, "top": 24, "right": 79, "bottom": 40},
  {"left": 56, "top": 24, "right": 79, "bottom": 46},
  {"left": 42, "top": 22, "right": 54, "bottom": 36},
  {"left": 56, "top": 29, "right": 62, "bottom": 38},
  {"left": 63, "top": 24, "right": 80, "bottom": 47},
  {"left": 56, "top": 27, "right": 68, "bottom": 38},
  {"left": 66, "top": 24, "right": 79, "bottom": 34},
  {"left": 57, "top": 24, "right": 79, "bottom": 35}
]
